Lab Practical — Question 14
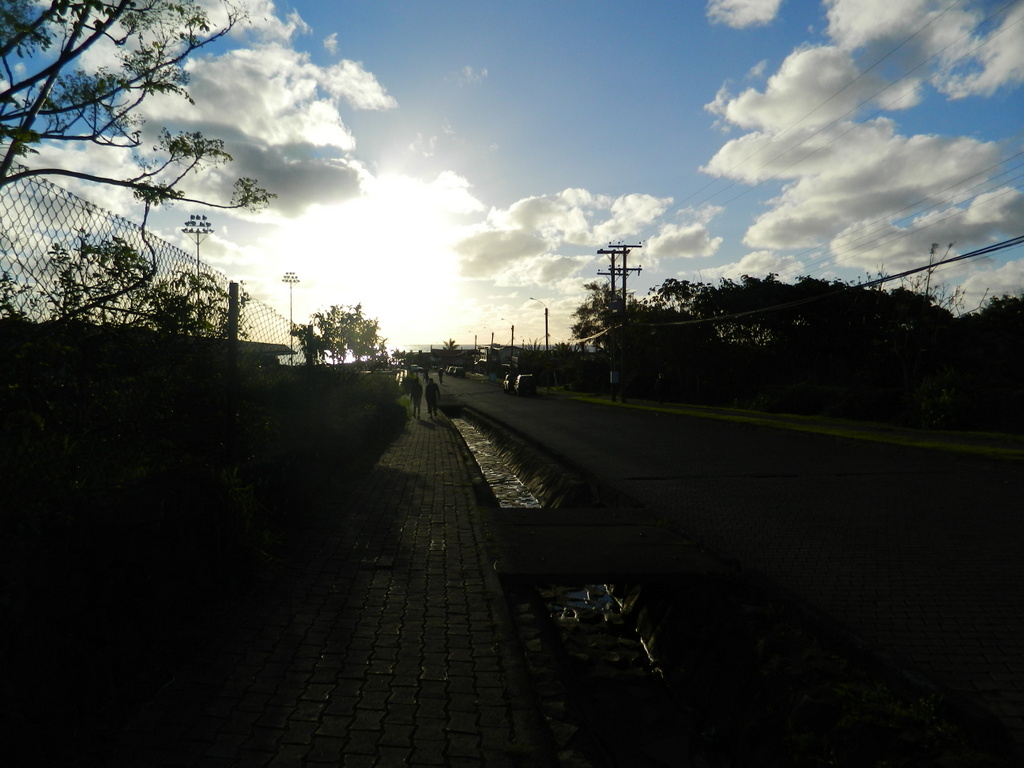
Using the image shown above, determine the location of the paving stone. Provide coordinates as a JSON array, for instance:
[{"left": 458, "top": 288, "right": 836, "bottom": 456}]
[
  {"left": 265, "top": 743, "right": 310, "bottom": 767},
  {"left": 378, "top": 722, "right": 416, "bottom": 749},
  {"left": 241, "top": 726, "right": 282, "bottom": 753},
  {"left": 343, "top": 728, "right": 379, "bottom": 755},
  {"left": 92, "top": 418, "right": 552, "bottom": 767},
  {"left": 305, "top": 735, "right": 345, "bottom": 763},
  {"left": 280, "top": 719, "right": 318, "bottom": 745}
]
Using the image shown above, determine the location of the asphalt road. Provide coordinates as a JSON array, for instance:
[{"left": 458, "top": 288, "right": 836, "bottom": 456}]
[{"left": 437, "top": 373, "right": 1024, "bottom": 750}]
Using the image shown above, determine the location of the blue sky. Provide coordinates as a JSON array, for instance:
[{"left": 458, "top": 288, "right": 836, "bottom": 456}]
[{"left": 31, "top": 0, "right": 1024, "bottom": 349}]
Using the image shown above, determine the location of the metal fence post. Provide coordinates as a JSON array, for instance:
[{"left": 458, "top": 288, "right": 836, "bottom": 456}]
[{"left": 226, "top": 281, "right": 240, "bottom": 463}]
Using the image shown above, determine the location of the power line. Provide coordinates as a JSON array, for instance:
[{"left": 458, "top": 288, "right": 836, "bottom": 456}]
[
  {"left": 639, "top": 235, "right": 1024, "bottom": 329},
  {"left": 778, "top": 155, "right": 1024, "bottom": 279},
  {"left": 632, "top": 0, "right": 1023, "bottom": 277},
  {"left": 652, "top": 0, "right": 972, "bottom": 226}
]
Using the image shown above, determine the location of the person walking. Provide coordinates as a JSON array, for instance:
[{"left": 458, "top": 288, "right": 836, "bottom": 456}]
[
  {"left": 653, "top": 373, "right": 665, "bottom": 404},
  {"left": 425, "top": 376, "right": 440, "bottom": 419},
  {"left": 408, "top": 374, "right": 423, "bottom": 419}
]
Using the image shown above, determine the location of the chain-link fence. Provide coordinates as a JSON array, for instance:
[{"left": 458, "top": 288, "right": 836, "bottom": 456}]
[
  {"left": 1, "top": 171, "right": 310, "bottom": 514},
  {"left": 0, "top": 171, "right": 293, "bottom": 357}
]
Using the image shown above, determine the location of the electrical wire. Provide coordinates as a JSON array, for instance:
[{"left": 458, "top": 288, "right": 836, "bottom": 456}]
[
  {"left": 784, "top": 156, "right": 1024, "bottom": 270},
  {"left": 637, "top": 235, "right": 1024, "bottom": 329},
  {"left": 629, "top": 0, "right": 1023, "bottom": 281}
]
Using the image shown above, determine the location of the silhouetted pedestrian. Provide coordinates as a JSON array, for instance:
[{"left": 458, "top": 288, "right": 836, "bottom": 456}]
[
  {"left": 408, "top": 375, "right": 423, "bottom": 418},
  {"left": 425, "top": 377, "right": 440, "bottom": 418},
  {"left": 653, "top": 373, "right": 665, "bottom": 404}
]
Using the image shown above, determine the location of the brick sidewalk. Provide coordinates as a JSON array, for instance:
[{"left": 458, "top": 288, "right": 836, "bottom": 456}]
[{"left": 107, "top": 417, "right": 552, "bottom": 768}]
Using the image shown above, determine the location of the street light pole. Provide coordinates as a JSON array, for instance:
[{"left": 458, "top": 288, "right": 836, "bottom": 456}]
[
  {"left": 530, "top": 297, "right": 551, "bottom": 389},
  {"left": 529, "top": 297, "right": 549, "bottom": 353}
]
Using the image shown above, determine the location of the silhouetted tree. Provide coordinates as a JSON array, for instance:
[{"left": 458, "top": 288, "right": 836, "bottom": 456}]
[
  {"left": 308, "top": 304, "right": 387, "bottom": 365},
  {"left": 1, "top": 0, "right": 272, "bottom": 211}
]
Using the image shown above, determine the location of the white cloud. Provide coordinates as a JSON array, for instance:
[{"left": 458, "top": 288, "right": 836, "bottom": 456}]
[
  {"left": 593, "top": 193, "right": 672, "bottom": 243},
  {"left": 493, "top": 254, "right": 591, "bottom": 288},
  {"left": 128, "top": 33, "right": 404, "bottom": 219},
  {"left": 452, "top": 190, "right": 671, "bottom": 282},
  {"left": 322, "top": 59, "right": 398, "bottom": 111},
  {"left": 450, "top": 66, "right": 489, "bottom": 86},
  {"left": 825, "top": 0, "right": 936, "bottom": 51},
  {"left": 828, "top": 186, "right": 1024, "bottom": 273},
  {"left": 824, "top": 0, "right": 1024, "bottom": 98},
  {"left": 699, "top": 250, "right": 806, "bottom": 282},
  {"left": 223, "top": 147, "right": 369, "bottom": 219},
  {"left": 216, "top": 0, "right": 311, "bottom": 42},
  {"left": 748, "top": 60, "right": 769, "bottom": 79},
  {"left": 142, "top": 44, "right": 358, "bottom": 150},
  {"left": 27, "top": 143, "right": 143, "bottom": 217},
  {"left": 454, "top": 229, "right": 551, "bottom": 279},
  {"left": 410, "top": 133, "right": 439, "bottom": 157},
  {"left": 646, "top": 222, "right": 724, "bottom": 260},
  {"left": 940, "top": 4, "right": 1024, "bottom": 97},
  {"left": 707, "top": 0, "right": 783, "bottom": 29},
  {"left": 699, "top": 0, "right": 1023, "bottom": 295},
  {"left": 706, "top": 45, "right": 891, "bottom": 133},
  {"left": 961, "top": 256, "right": 1024, "bottom": 308},
  {"left": 504, "top": 195, "right": 592, "bottom": 243},
  {"left": 26, "top": 1, "right": 403, "bottom": 225},
  {"left": 428, "top": 171, "right": 488, "bottom": 216},
  {"left": 703, "top": 115, "right": 1007, "bottom": 253}
]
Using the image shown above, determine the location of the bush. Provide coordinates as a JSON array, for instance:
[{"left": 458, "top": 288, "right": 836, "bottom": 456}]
[
  {"left": 0, "top": 354, "right": 405, "bottom": 763},
  {"left": 910, "top": 369, "right": 982, "bottom": 431},
  {"left": 745, "top": 383, "right": 903, "bottom": 422}
]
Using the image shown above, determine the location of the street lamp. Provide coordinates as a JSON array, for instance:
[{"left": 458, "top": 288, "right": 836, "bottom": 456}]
[
  {"left": 181, "top": 214, "right": 214, "bottom": 282},
  {"left": 282, "top": 272, "right": 300, "bottom": 329},
  {"left": 529, "top": 297, "right": 549, "bottom": 353}
]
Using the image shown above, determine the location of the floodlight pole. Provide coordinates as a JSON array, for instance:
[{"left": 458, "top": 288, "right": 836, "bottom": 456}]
[
  {"left": 282, "top": 271, "right": 300, "bottom": 329},
  {"left": 182, "top": 214, "right": 214, "bottom": 284}
]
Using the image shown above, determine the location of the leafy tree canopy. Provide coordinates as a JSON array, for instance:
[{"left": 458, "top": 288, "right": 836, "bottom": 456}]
[
  {"left": 308, "top": 304, "right": 388, "bottom": 365},
  {"left": 0, "top": 0, "right": 273, "bottom": 210},
  {"left": 569, "top": 280, "right": 615, "bottom": 349}
]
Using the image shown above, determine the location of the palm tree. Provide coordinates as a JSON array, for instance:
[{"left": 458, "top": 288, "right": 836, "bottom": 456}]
[{"left": 443, "top": 338, "right": 458, "bottom": 350}]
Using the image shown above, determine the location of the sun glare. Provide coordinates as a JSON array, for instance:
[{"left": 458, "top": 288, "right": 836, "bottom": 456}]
[{"left": 276, "top": 173, "right": 468, "bottom": 348}]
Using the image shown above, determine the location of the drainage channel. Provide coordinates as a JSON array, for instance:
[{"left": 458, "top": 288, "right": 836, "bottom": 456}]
[
  {"left": 451, "top": 417, "right": 717, "bottom": 768},
  {"left": 450, "top": 414, "right": 1018, "bottom": 768},
  {"left": 454, "top": 417, "right": 542, "bottom": 508}
]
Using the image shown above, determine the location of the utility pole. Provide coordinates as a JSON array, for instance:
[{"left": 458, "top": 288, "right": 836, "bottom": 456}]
[
  {"left": 597, "top": 243, "right": 642, "bottom": 402},
  {"left": 597, "top": 249, "right": 619, "bottom": 401}
]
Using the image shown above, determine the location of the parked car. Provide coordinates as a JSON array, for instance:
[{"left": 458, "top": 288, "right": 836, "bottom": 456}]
[
  {"left": 514, "top": 374, "right": 536, "bottom": 396},
  {"left": 450, "top": 366, "right": 466, "bottom": 378},
  {"left": 502, "top": 373, "right": 515, "bottom": 394}
]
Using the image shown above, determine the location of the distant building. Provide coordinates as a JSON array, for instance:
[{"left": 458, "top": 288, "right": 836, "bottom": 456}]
[{"left": 430, "top": 346, "right": 472, "bottom": 369}]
